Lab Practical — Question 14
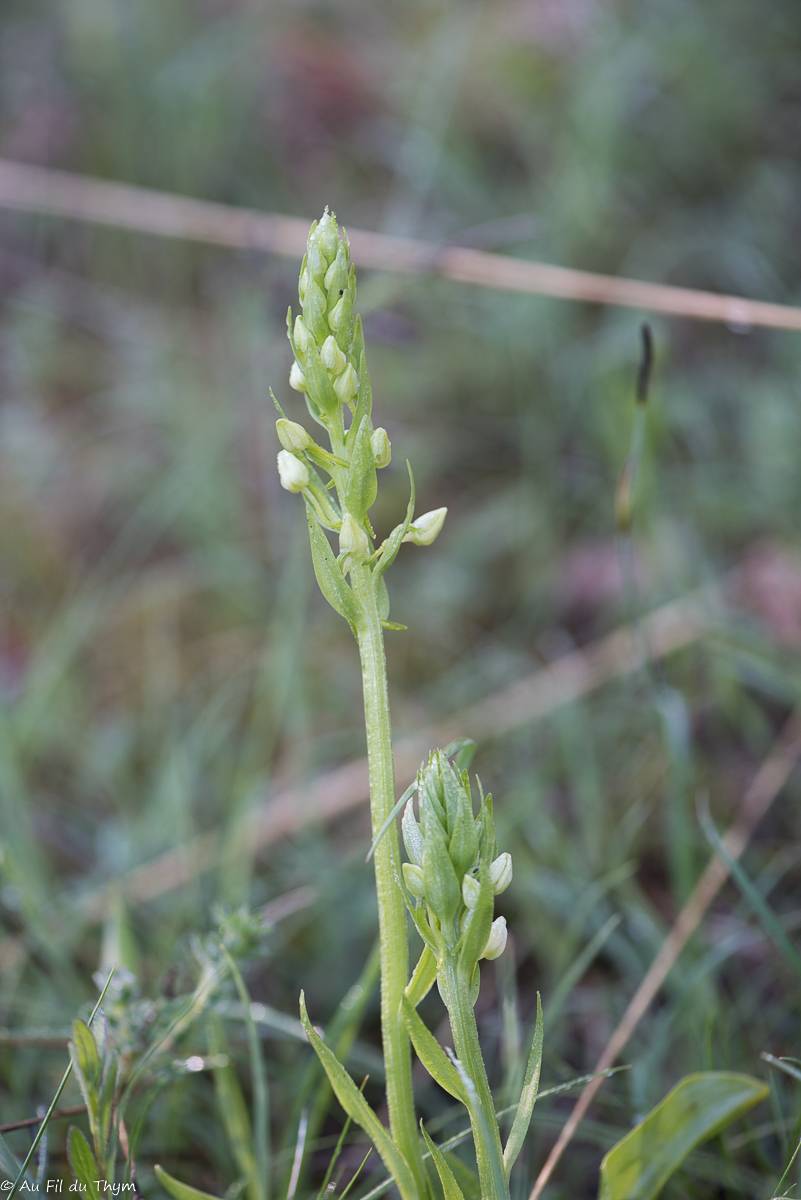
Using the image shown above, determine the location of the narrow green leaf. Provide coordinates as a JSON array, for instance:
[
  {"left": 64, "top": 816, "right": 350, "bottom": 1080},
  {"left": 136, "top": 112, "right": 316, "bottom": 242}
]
[
  {"left": 155, "top": 1165, "right": 225, "bottom": 1200},
  {"left": 299, "top": 992, "right": 416, "bottom": 1199},
  {"left": 598, "top": 1072, "right": 769, "bottom": 1200},
  {"left": 344, "top": 415, "right": 377, "bottom": 522},
  {"left": 405, "top": 945, "right": 438, "bottom": 1008},
  {"left": 401, "top": 996, "right": 466, "bottom": 1103},
  {"left": 375, "top": 463, "right": 415, "bottom": 579},
  {"left": 284, "top": 943, "right": 380, "bottom": 1199},
  {"left": 346, "top": 351, "right": 372, "bottom": 449},
  {"left": 305, "top": 502, "right": 363, "bottom": 630},
  {"left": 420, "top": 1124, "right": 466, "bottom": 1200},
  {"left": 503, "top": 993, "right": 543, "bottom": 1178},
  {"left": 403, "top": 888, "right": 439, "bottom": 953},
  {"left": 67, "top": 1127, "right": 101, "bottom": 1200},
  {"left": 440, "top": 1154, "right": 480, "bottom": 1200}
]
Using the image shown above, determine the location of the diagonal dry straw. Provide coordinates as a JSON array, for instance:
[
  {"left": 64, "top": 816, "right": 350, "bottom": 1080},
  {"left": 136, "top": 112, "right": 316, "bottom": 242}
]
[
  {"left": 528, "top": 708, "right": 801, "bottom": 1200},
  {"left": 2, "top": 159, "right": 801, "bottom": 330}
]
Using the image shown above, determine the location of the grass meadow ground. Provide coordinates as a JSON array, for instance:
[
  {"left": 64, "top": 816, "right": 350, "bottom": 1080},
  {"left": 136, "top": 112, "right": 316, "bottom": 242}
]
[{"left": 1, "top": 1, "right": 801, "bottom": 1196}]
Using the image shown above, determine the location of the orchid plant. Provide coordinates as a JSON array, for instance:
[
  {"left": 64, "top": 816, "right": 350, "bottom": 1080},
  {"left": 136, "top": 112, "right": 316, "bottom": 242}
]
[{"left": 276, "top": 209, "right": 542, "bottom": 1200}]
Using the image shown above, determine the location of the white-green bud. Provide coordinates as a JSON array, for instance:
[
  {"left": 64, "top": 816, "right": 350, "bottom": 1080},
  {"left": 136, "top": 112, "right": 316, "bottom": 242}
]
[
  {"left": 461, "top": 874, "right": 481, "bottom": 911},
  {"left": 320, "top": 334, "right": 347, "bottom": 376},
  {"left": 316, "top": 208, "right": 339, "bottom": 264},
  {"left": 277, "top": 450, "right": 309, "bottom": 494},
  {"left": 371, "top": 427, "right": 391, "bottom": 469},
  {"left": 293, "top": 316, "right": 310, "bottom": 355},
  {"left": 328, "top": 295, "right": 345, "bottom": 332},
  {"left": 276, "top": 418, "right": 310, "bottom": 454},
  {"left": 489, "top": 852, "right": 512, "bottom": 895},
  {"left": 403, "top": 862, "right": 426, "bottom": 898},
  {"left": 402, "top": 507, "right": 447, "bottom": 547},
  {"left": 339, "top": 513, "right": 370, "bottom": 562},
  {"left": 299, "top": 263, "right": 314, "bottom": 302},
  {"left": 333, "top": 363, "right": 359, "bottom": 406},
  {"left": 289, "top": 362, "right": 307, "bottom": 392},
  {"left": 324, "top": 248, "right": 348, "bottom": 296},
  {"left": 481, "top": 915, "right": 507, "bottom": 961}
]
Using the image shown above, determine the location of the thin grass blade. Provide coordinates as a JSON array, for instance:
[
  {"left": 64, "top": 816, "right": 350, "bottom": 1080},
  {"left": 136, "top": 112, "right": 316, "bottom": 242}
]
[
  {"left": 699, "top": 795, "right": 801, "bottom": 983},
  {"left": 221, "top": 948, "right": 269, "bottom": 1200}
]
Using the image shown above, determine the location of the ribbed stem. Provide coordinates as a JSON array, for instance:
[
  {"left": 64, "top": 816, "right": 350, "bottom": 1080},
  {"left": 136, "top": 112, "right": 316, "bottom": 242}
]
[{"left": 350, "top": 562, "right": 427, "bottom": 1200}]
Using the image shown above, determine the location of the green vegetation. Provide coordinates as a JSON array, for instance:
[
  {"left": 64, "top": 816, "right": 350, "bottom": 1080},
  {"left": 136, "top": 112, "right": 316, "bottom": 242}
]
[{"left": 2, "top": 2, "right": 801, "bottom": 1197}]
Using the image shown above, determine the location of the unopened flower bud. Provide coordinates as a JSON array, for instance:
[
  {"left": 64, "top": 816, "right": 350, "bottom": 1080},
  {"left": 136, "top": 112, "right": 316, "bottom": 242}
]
[
  {"left": 293, "top": 316, "right": 310, "bottom": 355},
  {"left": 324, "top": 243, "right": 349, "bottom": 298},
  {"left": 276, "top": 419, "right": 310, "bottom": 454},
  {"left": 339, "top": 513, "right": 370, "bottom": 562},
  {"left": 277, "top": 450, "right": 309, "bottom": 494},
  {"left": 481, "top": 916, "right": 507, "bottom": 961},
  {"left": 489, "top": 852, "right": 512, "bottom": 895},
  {"left": 402, "top": 507, "right": 447, "bottom": 547},
  {"left": 333, "top": 363, "right": 359, "bottom": 406},
  {"left": 328, "top": 295, "right": 345, "bottom": 332},
  {"left": 371, "top": 427, "right": 391, "bottom": 469},
  {"left": 462, "top": 874, "right": 480, "bottom": 911},
  {"left": 289, "top": 362, "right": 307, "bottom": 392},
  {"left": 403, "top": 863, "right": 426, "bottom": 898},
  {"left": 316, "top": 209, "right": 339, "bottom": 264},
  {"left": 320, "top": 335, "right": 347, "bottom": 376}
]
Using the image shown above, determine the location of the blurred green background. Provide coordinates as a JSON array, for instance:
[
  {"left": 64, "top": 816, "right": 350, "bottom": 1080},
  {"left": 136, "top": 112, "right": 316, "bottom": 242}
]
[{"left": 2, "top": 1, "right": 801, "bottom": 1196}]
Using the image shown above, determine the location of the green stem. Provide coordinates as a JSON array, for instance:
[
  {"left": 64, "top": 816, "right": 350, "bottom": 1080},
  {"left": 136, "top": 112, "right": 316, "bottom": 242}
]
[
  {"left": 350, "top": 562, "right": 427, "bottom": 1200},
  {"left": 441, "top": 957, "right": 508, "bottom": 1200}
]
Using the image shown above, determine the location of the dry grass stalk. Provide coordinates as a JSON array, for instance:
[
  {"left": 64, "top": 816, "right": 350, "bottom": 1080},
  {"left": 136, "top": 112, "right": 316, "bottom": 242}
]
[{"left": 2, "top": 160, "right": 801, "bottom": 330}]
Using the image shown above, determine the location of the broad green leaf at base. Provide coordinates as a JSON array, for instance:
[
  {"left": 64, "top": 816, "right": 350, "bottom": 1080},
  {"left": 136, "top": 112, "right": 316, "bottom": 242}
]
[{"left": 598, "top": 1071, "right": 769, "bottom": 1200}]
